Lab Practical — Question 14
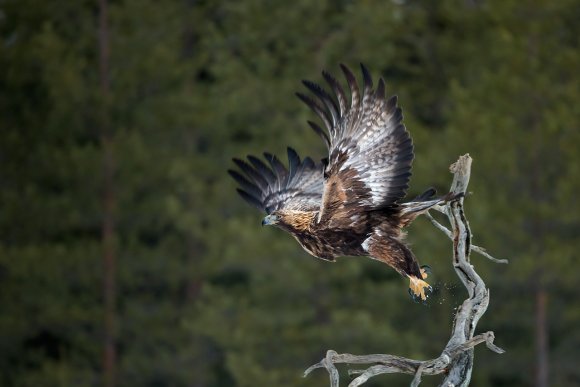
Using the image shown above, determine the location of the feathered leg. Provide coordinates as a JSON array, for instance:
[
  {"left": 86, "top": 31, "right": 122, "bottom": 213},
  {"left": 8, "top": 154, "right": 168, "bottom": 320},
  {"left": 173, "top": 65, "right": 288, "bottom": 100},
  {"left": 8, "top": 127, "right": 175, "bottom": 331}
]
[{"left": 366, "top": 233, "right": 432, "bottom": 301}]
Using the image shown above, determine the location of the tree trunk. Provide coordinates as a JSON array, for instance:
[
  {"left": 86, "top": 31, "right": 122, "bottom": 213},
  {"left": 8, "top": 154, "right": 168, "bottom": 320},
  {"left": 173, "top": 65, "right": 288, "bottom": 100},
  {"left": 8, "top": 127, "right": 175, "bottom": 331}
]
[
  {"left": 98, "top": 0, "right": 116, "bottom": 386},
  {"left": 535, "top": 286, "right": 548, "bottom": 387}
]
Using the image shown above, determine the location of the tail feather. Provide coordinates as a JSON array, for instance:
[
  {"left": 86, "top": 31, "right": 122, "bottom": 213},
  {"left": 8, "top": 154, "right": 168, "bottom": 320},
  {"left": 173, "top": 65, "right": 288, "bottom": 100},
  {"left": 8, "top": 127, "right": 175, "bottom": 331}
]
[
  {"left": 413, "top": 187, "right": 436, "bottom": 201},
  {"left": 399, "top": 191, "right": 463, "bottom": 227}
]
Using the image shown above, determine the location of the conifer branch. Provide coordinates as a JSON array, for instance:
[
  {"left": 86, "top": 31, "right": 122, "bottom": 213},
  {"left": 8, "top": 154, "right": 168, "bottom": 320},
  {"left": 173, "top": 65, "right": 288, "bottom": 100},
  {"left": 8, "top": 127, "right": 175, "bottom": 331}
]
[{"left": 304, "top": 154, "right": 504, "bottom": 386}]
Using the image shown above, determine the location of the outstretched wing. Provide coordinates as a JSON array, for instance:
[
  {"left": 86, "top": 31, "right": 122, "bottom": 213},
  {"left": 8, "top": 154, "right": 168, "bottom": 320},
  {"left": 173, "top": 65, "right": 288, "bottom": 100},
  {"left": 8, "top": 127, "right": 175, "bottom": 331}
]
[
  {"left": 228, "top": 147, "right": 324, "bottom": 214},
  {"left": 297, "top": 64, "right": 413, "bottom": 225}
]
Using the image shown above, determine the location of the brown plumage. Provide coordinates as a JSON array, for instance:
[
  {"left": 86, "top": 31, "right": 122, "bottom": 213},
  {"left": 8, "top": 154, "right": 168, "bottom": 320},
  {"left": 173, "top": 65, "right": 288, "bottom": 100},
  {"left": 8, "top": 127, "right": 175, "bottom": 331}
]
[{"left": 229, "top": 64, "right": 453, "bottom": 301}]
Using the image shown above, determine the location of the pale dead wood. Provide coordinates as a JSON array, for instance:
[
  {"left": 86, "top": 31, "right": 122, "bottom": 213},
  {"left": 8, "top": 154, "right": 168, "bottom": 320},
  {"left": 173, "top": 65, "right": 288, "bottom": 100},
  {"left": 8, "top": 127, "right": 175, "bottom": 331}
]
[
  {"left": 425, "top": 212, "right": 508, "bottom": 264},
  {"left": 304, "top": 154, "right": 506, "bottom": 386}
]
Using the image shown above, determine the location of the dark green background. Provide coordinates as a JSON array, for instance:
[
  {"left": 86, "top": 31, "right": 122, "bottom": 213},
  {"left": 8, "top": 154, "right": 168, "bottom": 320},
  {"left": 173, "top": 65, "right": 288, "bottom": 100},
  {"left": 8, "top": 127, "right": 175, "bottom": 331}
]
[{"left": 1, "top": 1, "right": 578, "bottom": 386}]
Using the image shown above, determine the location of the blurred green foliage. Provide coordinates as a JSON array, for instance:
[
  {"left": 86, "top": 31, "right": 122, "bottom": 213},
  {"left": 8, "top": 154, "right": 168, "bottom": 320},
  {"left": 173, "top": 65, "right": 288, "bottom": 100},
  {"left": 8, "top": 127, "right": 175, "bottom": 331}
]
[{"left": 0, "top": 0, "right": 578, "bottom": 386}]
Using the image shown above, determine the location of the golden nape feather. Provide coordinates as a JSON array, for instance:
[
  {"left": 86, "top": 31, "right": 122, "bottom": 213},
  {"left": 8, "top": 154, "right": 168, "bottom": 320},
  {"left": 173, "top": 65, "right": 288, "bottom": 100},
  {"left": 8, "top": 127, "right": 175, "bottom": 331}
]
[
  {"left": 276, "top": 210, "right": 316, "bottom": 231},
  {"left": 229, "top": 64, "right": 459, "bottom": 302}
]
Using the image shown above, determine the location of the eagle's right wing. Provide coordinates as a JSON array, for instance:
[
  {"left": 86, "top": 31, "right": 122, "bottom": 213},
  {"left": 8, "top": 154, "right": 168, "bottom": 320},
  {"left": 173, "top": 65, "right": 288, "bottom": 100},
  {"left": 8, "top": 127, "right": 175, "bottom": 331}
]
[
  {"left": 297, "top": 64, "right": 414, "bottom": 226},
  {"left": 229, "top": 147, "right": 324, "bottom": 214}
]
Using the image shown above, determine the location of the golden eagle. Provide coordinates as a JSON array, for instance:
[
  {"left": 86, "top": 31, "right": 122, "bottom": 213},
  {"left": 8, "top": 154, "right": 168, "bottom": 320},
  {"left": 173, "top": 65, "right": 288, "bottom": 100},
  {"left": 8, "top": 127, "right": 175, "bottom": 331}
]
[{"left": 229, "top": 64, "right": 454, "bottom": 301}]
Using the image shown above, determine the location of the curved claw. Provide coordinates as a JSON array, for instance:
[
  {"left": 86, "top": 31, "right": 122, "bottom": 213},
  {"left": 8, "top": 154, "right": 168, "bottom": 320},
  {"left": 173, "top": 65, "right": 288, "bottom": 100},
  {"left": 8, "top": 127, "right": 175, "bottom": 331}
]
[{"left": 408, "top": 287, "right": 432, "bottom": 305}]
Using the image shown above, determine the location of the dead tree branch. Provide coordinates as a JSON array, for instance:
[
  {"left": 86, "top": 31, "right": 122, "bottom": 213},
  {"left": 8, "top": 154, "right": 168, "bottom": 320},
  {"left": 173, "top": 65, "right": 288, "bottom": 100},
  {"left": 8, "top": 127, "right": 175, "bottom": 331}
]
[{"left": 304, "top": 154, "right": 506, "bottom": 386}]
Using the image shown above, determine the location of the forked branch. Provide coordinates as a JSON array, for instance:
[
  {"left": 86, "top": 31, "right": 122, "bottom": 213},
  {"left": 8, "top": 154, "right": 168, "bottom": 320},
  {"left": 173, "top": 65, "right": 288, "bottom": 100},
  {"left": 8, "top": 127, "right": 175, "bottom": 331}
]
[{"left": 304, "top": 154, "right": 506, "bottom": 386}]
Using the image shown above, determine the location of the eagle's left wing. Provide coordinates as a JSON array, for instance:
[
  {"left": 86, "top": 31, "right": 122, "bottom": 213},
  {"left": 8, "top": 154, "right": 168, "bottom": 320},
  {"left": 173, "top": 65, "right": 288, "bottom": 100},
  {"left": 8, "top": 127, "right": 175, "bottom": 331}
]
[
  {"left": 297, "top": 64, "right": 413, "bottom": 227},
  {"left": 229, "top": 147, "right": 324, "bottom": 214}
]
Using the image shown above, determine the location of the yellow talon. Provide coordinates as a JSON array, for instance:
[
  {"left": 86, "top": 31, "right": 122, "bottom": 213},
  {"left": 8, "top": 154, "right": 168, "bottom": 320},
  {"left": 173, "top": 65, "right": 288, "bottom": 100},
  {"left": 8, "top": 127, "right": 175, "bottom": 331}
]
[{"left": 409, "top": 275, "right": 432, "bottom": 301}]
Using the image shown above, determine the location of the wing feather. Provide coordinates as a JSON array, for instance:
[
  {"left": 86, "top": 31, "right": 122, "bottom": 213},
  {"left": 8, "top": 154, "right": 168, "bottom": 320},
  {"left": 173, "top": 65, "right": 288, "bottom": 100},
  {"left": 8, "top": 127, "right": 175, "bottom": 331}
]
[
  {"left": 302, "top": 80, "right": 340, "bottom": 126},
  {"left": 264, "top": 153, "right": 288, "bottom": 191},
  {"left": 228, "top": 170, "right": 262, "bottom": 198},
  {"left": 295, "top": 93, "right": 333, "bottom": 134},
  {"left": 307, "top": 121, "right": 330, "bottom": 148},
  {"left": 235, "top": 188, "right": 264, "bottom": 210},
  {"left": 232, "top": 159, "right": 269, "bottom": 192},
  {"left": 247, "top": 155, "right": 276, "bottom": 185},
  {"left": 322, "top": 70, "right": 348, "bottom": 117},
  {"left": 229, "top": 148, "right": 324, "bottom": 214},
  {"left": 298, "top": 64, "right": 414, "bottom": 225},
  {"left": 340, "top": 64, "right": 361, "bottom": 110}
]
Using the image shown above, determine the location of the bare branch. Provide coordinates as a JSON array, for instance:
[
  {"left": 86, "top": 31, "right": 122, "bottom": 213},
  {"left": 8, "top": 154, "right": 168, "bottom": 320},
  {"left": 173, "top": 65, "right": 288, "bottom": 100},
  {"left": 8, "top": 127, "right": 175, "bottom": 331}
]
[
  {"left": 304, "top": 154, "right": 505, "bottom": 386},
  {"left": 303, "top": 350, "right": 340, "bottom": 386},
  {"left": 426, "top": 211, "right": 507, "bottom": 264},
  {"left": 472, "top": 245, "right": 508, "bottom": 264},
  {"left": 411, "top": 363, "right": 425, "bottom": 387},
  {"left": 425, "top": 212, "right": 452, "bottom": 238}
]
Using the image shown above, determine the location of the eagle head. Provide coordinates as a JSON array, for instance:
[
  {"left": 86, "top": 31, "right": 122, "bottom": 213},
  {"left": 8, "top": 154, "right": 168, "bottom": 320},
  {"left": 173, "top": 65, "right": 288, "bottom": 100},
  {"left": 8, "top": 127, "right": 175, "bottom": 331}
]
[
  {"left": 262, "top": 213, "right": 280, "bottom": 226},
  {"left": 262, "top": 210, "right": 314, "bottom": 232}
]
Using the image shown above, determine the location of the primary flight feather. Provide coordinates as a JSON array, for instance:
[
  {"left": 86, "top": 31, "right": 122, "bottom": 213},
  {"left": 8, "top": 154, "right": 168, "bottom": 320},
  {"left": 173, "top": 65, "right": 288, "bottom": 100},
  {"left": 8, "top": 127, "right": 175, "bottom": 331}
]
[{"left": 229, "top": 64, "right": 454, "bottom": 301}]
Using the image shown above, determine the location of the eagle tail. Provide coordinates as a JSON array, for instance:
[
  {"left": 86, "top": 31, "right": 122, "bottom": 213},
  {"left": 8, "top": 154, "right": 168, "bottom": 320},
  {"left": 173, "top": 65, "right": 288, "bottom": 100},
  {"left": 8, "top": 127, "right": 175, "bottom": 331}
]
[
  {"left": 413, "top": 187, "right": 437, "bottom": 201},
  {"left": 399, "top": 191, "right": 463, "bottom": 226}
]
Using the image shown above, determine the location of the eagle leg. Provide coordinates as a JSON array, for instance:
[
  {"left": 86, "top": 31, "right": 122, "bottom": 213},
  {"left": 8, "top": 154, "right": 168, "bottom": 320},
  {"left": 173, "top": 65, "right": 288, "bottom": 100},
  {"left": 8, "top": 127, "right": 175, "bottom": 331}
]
[{"left": 408, "top": 267, "right": 432, "bottom": 302}]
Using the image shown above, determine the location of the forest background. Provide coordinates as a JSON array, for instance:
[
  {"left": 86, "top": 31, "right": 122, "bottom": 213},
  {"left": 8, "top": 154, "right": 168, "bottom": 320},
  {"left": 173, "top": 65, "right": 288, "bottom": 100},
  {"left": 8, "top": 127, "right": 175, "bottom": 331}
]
[{"left": 0, "top": 1, "right": 579, "bottom": 386}]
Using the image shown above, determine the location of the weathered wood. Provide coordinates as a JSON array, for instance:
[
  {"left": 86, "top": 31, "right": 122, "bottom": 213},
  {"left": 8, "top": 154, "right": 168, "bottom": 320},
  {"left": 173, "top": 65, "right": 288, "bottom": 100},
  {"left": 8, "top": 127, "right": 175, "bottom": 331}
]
[{"left": 304, "top": 154, "right": 506, "bottom": 386}]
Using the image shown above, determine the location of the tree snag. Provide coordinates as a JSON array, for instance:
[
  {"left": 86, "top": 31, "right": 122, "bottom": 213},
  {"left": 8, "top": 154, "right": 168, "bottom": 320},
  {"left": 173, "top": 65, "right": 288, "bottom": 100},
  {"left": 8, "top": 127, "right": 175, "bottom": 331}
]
[{"left": 304, "top": 154, "right": 506, "bottom": 387}]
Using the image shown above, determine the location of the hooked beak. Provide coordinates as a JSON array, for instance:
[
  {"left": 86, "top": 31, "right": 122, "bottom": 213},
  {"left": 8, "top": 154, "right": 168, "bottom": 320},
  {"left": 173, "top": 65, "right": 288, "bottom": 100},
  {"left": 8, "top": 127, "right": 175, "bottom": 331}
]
[{"left": 262, "top": 214, "right": 279, "bottom": 226}]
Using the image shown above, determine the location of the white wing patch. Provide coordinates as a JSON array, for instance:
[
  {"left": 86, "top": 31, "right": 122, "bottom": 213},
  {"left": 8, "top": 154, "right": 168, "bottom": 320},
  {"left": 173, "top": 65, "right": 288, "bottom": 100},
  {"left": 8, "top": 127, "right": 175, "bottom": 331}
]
[{"left": 361, "top": 235, "right": 371, "bottom": 252}]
